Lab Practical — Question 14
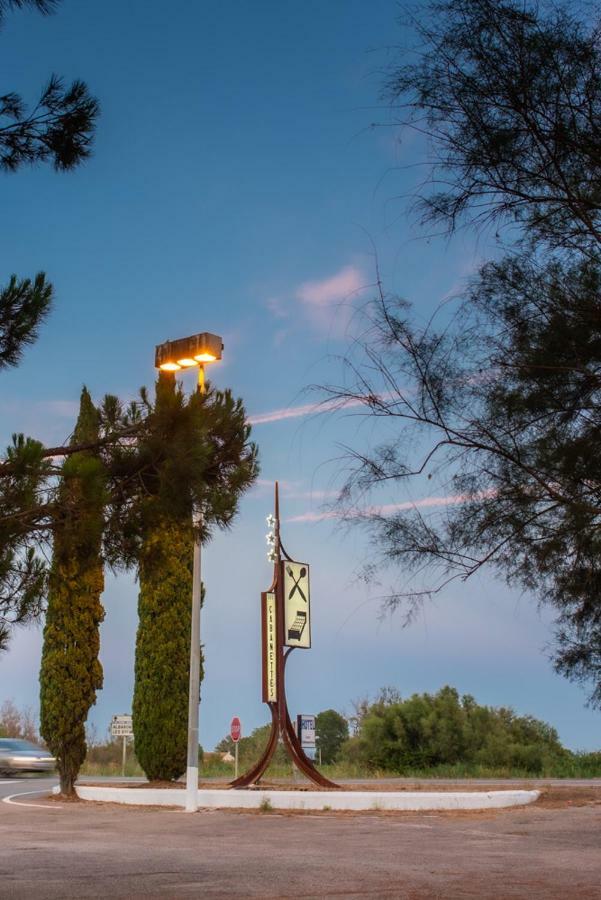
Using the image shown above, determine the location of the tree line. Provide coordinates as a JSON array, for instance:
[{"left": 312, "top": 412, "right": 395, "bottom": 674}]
[
  {"left": 216, "top": 686, "right": 600, "bottom": 777},
  {"left": 5, "top": 685, "right": 599, "bottom": 778}
]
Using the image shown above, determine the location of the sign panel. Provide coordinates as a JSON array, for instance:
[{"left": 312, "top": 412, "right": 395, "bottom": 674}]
[
  {"left": 110, "top": 714, "right": 133, "bottom": 738},
  {"left": 230, "top": 716, "right": 241, "bottom": 743},
  {"left": 262, "top": 591, "right": 278, "bottom": 702},
  {"left": 297, "top": 714, "right": 316, "bottom": 749},
  {"left": 283, "top": 561, "right": 311, "bottom": 648}
]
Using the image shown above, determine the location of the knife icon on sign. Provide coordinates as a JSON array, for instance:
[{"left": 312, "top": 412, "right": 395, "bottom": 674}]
[{"left": 286, "top": 565, "right": 307, "bottom": 603}]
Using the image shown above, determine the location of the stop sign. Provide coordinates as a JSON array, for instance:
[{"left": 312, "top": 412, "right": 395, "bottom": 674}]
[{"left": 230, "top": 716, "right": 242, "bottom": 743}]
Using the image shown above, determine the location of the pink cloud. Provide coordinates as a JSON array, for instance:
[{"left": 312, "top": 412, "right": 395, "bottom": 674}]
[
  {"left": 296, "top": 265, "right": 369, "bottom": 337},
  {"left": 263, "top": 264, "right": 370, "bottom": 342},
  {"left": 248, "top": 479, "right": 337, "bottom": 502},
  {"left": 248, "top": 401, "right": 323, "bottom": 426},
  {"left": 297, "top": 265, "right": 366, "bottom": 307},
  {"left": 288, "top": 490, "right": 497, "bottom": 523},
  {"left": 247, "top": 395, "right": 370, "bottom": 426}
]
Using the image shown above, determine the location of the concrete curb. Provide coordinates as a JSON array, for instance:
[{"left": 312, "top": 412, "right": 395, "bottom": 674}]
[{"left": 70, "top": 785, "right": 540, "bottom": 811}]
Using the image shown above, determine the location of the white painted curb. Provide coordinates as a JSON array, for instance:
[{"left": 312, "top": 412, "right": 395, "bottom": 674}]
[{"left": 71, "top": 784, "right": 540, "bottom": 811}]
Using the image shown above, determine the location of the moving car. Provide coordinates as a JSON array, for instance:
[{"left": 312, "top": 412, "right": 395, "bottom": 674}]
[{"left": 0, "top": 738, "right": 55, "bottom": 776}]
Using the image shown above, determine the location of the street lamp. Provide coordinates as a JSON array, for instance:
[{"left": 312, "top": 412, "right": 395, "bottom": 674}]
[{"left": 154, "top": 331, "right": 223, "bottom": 813}]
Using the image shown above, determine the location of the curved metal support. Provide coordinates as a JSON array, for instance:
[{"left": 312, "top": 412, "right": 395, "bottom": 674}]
[
  {"left": 281, "top": 650, "right": 339, "bottom": 789},
  {"left": 229, "top": 703, "right": 279, "bottom": 788}
]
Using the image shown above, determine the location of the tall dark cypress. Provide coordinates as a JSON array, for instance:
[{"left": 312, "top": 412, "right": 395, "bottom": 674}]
[
  {"left": 39, "top": 386, "right": 105, "bottom": 796},
  {"left": 132, "top": 517, "right": 199, "bottom": 781},
  {"left": 129, "top": 372, "right": 255, "bottom": 781}
]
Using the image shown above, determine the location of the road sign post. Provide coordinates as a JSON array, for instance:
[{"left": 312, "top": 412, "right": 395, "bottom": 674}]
[
  {"left": 230, "top": 717, "right": 241, "bottom": 779},
  {"left": 110, "top": 715, "right": 133, "bottom": 777},
  {"left": 297, "top": 714, "right": 316, "bottom": 756}
]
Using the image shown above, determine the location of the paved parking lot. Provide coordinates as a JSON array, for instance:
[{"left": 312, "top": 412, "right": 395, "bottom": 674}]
[{"left": 1, "top": 780, "right": 600, "bottom": 898}]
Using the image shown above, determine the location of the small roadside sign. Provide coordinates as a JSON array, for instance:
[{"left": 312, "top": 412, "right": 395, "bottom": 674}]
[
  {"left": 230, "top": 717, "right": 242, "bottom": 779},
  {"left": 110, "top": 714, "right": 133, "bottom": 738},
  {"left": 297, "top": 714, "right": 316, "bottom": 749},
  {"left": 230, "top": 716, "right": 242, "bottom": 743},
  {"left": 111, "top": 714, "right": 133, "bottom": 777}
]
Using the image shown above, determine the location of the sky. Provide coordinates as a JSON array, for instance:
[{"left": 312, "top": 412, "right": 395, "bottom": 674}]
[{"left": 0, "top": 0, "right": 598, "bottom": 753}]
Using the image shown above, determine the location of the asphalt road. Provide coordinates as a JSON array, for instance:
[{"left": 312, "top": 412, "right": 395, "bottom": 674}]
[{"left": 1, "top": 778, "right": 600, "bottom": 898}]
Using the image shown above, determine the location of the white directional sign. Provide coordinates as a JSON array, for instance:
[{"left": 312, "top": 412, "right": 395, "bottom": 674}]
[
  {"left": 283, "top": 561, "right": 311, "bottom": 648},
  {"left": 297, "top": 714, "right": 316, "bottom": 749},
  {"left": 110, "top": 714, "right": 133, "bottom": 738}
]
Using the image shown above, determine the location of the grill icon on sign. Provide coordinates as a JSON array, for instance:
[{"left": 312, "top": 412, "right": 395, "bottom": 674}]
[{"left": 288, "top": 610, "right": 307, "bottom": 641}]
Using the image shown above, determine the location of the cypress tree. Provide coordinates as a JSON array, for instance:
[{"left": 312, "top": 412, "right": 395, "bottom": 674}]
[
  {"left": 39, "top": 386, "right": 105, "bottom": 796},
  {"left": 124, "top": 371, "right": 257, "bottom": 782},
  {"left": 131, "top": 373, "right": 202, "bottom": 782},
  {"left": 132, "top": 518, "right": 204, "bottom": 781}
]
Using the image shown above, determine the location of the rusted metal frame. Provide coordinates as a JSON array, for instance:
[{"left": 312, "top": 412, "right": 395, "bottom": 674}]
[
  {"left": 230, "top": 703, "right": 278, "bottom": 788},
  {"left": 281, "top": 649, "right": 340, "bottom": 789}
]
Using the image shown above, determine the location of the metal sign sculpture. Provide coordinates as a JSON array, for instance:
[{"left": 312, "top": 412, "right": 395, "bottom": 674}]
[{"left": 231, "top": 482, "right": 338, "bottom": 789}]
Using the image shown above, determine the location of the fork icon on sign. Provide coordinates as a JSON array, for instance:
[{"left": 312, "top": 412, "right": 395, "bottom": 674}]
[{"left": 286, "top": 566, "right": 307, "bottom": 603}]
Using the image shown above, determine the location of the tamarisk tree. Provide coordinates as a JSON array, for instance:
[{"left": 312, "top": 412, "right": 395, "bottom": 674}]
[
  {"left": 39, "top": 387, "right": 106, "bottom": 796},
  {"left": 323, "top": 0, "right": 601, "bottom": 704}
]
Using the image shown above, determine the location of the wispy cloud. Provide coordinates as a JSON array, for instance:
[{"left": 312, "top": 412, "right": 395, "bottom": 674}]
[
  {"left": 264, "top": 264, "right": 370, "bottom": 343},
  {"left": 248, "top": 401, "right": 323, "bottom": 426},
  {"left": 288, "top": 490, "right": 497, "bottom": 523},
  {"left": 296, "top": 265, "right": 368, "bottom": 336},
  {"left": 296, "top": 265, "right": 365, "bottom": 308},
  {"left": 249, "top": 478, "right": 337, "bottom": 502},
  {"left": 248, "top": 394, "right": 370, "bottom": 426}
]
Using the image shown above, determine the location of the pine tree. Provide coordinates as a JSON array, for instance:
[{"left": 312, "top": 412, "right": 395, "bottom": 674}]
[{"left": 39, "top": 387, "right": 105, "bottom": 796}]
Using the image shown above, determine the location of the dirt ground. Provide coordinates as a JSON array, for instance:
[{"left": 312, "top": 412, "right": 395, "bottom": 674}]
[
  {"left": 5, "top": 778, "right": 600, "bottom": 896},
  {"left": 2, "top": 785, "right": 600, "bottom": 899}
]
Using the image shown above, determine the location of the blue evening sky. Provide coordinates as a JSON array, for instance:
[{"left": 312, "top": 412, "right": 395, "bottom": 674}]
[{"left": 1, "top": 1, "right": 598, "bottom": 751}]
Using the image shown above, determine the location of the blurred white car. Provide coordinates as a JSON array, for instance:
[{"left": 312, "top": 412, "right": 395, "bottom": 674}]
[{"left": 0, "top": 738, "right": 55, "bottom": 776}]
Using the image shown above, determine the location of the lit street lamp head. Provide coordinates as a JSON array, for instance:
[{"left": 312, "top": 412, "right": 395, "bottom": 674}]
[
  {"left": 152, "top": 330, "right": 224, "bottom": 812},
  {"left": 155, "top": 332, "right": 224, "bottom": 372}
]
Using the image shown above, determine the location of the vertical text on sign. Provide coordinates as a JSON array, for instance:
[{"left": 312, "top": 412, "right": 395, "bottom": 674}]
[{"left": 262, "top": 591, "right": 277, "bottom": 702}]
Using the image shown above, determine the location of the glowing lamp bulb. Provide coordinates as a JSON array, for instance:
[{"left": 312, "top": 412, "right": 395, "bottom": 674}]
[
  {"left": 177, "top": 358, "right": 198, "bottom": 367},
  {"left": 194, "top": 353, "right": 217, "bottom": 363},
  {"left": 159, "top": 362, "right": 181, "bottom": 372}
]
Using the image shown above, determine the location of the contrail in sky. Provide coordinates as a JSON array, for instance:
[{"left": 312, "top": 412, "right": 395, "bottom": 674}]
[
  {"left": 288, "top": 490, "right": 497, "bottom": 523},
  {"left": 248, "top": 395, "right": 375, "bottom": 426}
]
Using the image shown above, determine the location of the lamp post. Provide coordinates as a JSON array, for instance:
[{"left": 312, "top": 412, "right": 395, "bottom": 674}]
[{"left": 154, "top": 331, "right": 223, "bottom": 813}]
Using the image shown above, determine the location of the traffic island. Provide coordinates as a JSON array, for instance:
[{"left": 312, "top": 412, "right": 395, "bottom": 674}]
[{"left": 69, "top": 784, "right": 540, "bottom": 811}]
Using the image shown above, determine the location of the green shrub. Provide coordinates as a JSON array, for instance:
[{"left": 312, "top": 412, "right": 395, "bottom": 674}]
[{"left": 340, "top": 686, "right": 568, "bottom": 775}]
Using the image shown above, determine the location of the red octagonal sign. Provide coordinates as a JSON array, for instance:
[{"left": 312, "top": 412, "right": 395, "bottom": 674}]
[{"left": 230, "top": 716, "right": 242, "bottom": 743}]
